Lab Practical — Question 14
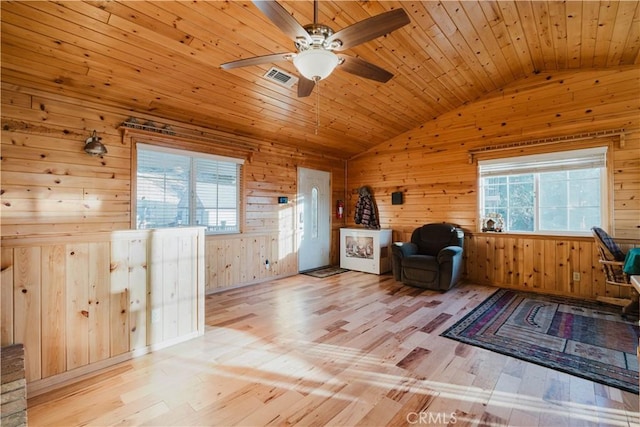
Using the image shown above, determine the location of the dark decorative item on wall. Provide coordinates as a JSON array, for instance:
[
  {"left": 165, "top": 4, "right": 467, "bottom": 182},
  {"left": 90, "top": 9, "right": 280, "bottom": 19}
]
[
  {"left": 278, "top": 196, "right": 288, "bottom": 204},
  {"left": 83, "top": 130, "right": 107, "bottom": 156},
  {"left": 391, "top": 191, "right": 403, "bottom": 205}
]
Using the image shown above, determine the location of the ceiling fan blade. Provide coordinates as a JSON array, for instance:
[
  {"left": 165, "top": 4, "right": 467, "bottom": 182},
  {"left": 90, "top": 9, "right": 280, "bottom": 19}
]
[
  {"left": 220, "top": 53, "right": 293, "bottom": 70},
  {"left": 252, "top": 1, "right": 312, "bottom": 44},
  {"left": 327, "top": 8, "right": 410, "bottom": 51},
  {"left": 338, "top": 55, "right": 394, "bottom": 83},
  {"left": 297, "top": 76, "right": 315, "bottom": 97}
]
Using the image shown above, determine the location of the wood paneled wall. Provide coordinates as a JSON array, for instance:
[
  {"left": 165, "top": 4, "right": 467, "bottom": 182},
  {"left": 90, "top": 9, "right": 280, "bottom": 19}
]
[
  {"left": 2, "top": 68, "right": 637, "bottom": 302},
  {"left": 347, "top": 67, "right": 640, "bottom": 299},
  {"left": 1, "top": 85, "right": 348, "bottom": 292},
  {"left": 464, "top": 233, "right": 633, "bottom": 300},
  {"left": 0, "top": 227, "right": 205, "bottom": 395}
]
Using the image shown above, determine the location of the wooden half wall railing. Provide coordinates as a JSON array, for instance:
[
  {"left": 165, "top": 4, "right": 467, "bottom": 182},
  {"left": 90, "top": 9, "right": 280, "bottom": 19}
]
[{"left": 0, "top": 227, "right": 205, "bottom": 397}]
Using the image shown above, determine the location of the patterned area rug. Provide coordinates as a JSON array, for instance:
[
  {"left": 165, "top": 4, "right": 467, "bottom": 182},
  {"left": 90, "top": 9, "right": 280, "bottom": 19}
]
[
  {"left": 441, "top": 288, "right": 639, "bottom": 394},
  {"left": 301, "top": 266, "right": 349, "bottom": 278}
]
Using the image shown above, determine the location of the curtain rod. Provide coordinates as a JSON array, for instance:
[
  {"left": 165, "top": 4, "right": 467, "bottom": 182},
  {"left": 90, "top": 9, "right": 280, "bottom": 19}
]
[{"left": 467, "top": 128, "right": 625, "bottom": 164}]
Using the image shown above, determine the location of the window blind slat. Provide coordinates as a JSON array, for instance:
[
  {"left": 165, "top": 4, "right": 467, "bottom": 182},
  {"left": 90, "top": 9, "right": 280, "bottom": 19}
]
[{"left": 136, "top": 143, "right": 241, "bottom": 233}]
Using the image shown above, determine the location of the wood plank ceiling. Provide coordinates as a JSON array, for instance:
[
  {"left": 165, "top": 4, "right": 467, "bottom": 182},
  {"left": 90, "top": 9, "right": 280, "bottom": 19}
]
[{"left": 2, "top": 1, "right": 639, "bottom": 159}]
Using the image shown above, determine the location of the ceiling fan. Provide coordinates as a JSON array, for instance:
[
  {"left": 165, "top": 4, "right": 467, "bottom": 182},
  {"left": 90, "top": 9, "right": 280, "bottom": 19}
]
[{"left": 220, "top": 0, "right": 411, "bottom": 97}]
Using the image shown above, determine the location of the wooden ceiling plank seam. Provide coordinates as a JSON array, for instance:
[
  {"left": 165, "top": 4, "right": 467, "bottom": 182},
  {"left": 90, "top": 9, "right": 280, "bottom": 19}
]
[
  {"left": 0, "top": 6, "right": 213, "bottom": 87},
  {"left": 547, "top": 1, "right": 569, "bottom": 70},
  {"left": 381, "top": 12, "right": 474, "bottom": 110},
  {"left": 337, "top": 47, "right": 458, "bottom": 119},
  {"left": 513, "top": 0, "right": 546, "bottom": 73},
  {"left": 530, "top": 1, "right": 558, "bottom": 70},
  {"left": 619, "top": 2, "right": 640, "bottom": 65},
  {"left": 409, "top": 18, "right": 487, "bottom": 103},
  {"left": 3, "top": 25, "right": 193, "bottom": 100},
  {"left": 217, "top": 0, "right": 304, "bottom": 50},
  {"left": 440, "top": 0, "right": 509, "bottom": 88},
  {"left": 400, "top": 3, "right": 458, "bottom": 80},
  {"left": 579, "top": 0, "right": 601, "bottom": 69},
  {"left": 51, "top": 0, "right": 111, "bottom": 24},
  {"left": 0, "top": 25, "right": 107, "bottom": 78},
  {"left": 592, "top": 0, "right": 620, "bottom": 68},
  {"left": 83, "top": 0, "right": 193, "bottom": 45},
  {"left": 477, "top": 1, "right": 526, "bottom": 81},
  {"left": 497, "top": 1, "right": 537, "bottom": 74},
  {"left": 459, "top": 1, "right": 517, "bottom": 84},
  {"left": 159, "top": 1, "right": 298, "bottom": 66},
  {"left": 564, "top": 1, "right": 583, "bottom": 69},
  {"left": 423, "top": 1, "right": 497, "bottom": 94},
  {"left": 1, "top": 43, "right": 89, "bottom": 77},
  {"left": 358, "top": 27, "right": 466, "bottom": 112},
  {"left": 607, "top": 0, "right": 639, "bottom": 67},
  {"left": 62, "top": 2, "right": 264, "bottom": 80}
]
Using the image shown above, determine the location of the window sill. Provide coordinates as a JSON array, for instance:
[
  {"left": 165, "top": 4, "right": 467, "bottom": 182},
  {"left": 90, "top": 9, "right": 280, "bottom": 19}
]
[{"left": 469, "top": 231, "right": 593, "bottom": 240}]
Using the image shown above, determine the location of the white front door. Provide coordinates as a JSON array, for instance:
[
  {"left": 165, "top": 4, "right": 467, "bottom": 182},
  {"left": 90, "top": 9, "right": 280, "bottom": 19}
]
[{"left": 297, "top": 167, "right": 330, "bottom": 272}]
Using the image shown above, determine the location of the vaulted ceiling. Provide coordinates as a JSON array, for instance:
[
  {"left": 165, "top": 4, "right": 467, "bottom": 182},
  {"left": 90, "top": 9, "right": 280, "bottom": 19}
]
[{"left": 2, "top": 1, "right": 639, "bottom": 159}]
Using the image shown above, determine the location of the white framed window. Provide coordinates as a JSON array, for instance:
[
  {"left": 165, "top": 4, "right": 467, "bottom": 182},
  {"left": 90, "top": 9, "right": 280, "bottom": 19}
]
[
  {"left": 478, "top": 147, "right": 608, "bottom": 235},
  {"left": 135, "top": 143, "right": 243, "bottom": 234}
]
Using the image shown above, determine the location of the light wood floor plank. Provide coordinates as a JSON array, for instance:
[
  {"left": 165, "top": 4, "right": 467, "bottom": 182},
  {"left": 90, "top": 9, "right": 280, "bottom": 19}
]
[{"left": 27, "top": 272, "right": 640, "bottom": 426}]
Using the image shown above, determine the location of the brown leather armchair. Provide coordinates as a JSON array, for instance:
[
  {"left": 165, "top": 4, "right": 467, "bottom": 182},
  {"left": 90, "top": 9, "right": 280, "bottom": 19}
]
[{"left": 391, "top": 223, "right": 464, "bottom": 291}]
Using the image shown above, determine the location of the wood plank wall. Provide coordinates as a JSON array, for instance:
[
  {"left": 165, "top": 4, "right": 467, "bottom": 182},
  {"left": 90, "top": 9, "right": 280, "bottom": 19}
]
[
  {"left": 1, "top": 68, "right": 637, "bottom": 301},
  {"left": 1, "top": 85, "right": 348, "bottom": 293},
  {"left": 0, "top": 228, "right": 205, "bottom": 395},
  {"left": 346, "top": 67, "right": 640, "bottom": 300}
]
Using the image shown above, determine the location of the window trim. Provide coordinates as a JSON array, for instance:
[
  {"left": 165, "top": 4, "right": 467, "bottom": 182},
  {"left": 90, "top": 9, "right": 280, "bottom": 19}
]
[
  {"left": 477, "top": 144, "right": 612, "bottom": 236},
  {"left": 133, "top": 141, "right": 244, "bottom": 235}
]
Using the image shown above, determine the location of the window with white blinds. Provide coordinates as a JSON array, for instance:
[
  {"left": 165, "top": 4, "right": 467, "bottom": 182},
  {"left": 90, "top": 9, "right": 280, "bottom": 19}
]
[
  {"left": 136, "top": 143, "right": 243, "bottom": 234},
  {"left": 478, "top": 147, "right": 608, "bottom": 234}
]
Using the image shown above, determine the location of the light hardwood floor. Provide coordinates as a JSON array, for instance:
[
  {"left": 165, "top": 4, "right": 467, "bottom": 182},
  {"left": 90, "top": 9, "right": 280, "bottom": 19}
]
[{"left": 27, "top": 272, "right": 639, "bottom": 426}]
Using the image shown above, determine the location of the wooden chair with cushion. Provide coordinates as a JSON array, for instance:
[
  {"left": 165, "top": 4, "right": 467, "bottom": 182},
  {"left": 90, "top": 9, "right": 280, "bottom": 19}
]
[{"left": 591, "top": 226, "right": 638, "bottom": 317}]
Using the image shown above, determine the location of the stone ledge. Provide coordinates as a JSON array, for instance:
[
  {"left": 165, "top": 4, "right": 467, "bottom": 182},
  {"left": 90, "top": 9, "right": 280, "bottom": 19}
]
[{"left": 1, "top": 344, "right": 27, "bottom": 427}]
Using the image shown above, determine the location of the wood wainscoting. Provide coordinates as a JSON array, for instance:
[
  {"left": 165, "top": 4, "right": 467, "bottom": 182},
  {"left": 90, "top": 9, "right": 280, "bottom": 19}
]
[
  {"left": 464, "top": 233, "right": 636, "bottom": 301},
  {"left": 204, "top": 231, "right": 297, "bottom": 293},
  {"left": 0, "top": 227, "right": 205, "bottom": 396}
]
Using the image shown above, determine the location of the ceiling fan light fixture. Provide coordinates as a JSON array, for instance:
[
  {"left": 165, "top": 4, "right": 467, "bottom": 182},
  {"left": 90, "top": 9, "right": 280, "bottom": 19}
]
[{"left": 293, "top": 49, "right": 339, "bottom": 81}]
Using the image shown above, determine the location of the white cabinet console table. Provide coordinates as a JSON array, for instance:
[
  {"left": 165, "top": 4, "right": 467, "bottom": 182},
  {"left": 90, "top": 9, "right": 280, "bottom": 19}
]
[{"left": 340, "top": 228, "right": 392, "bottom": 274}]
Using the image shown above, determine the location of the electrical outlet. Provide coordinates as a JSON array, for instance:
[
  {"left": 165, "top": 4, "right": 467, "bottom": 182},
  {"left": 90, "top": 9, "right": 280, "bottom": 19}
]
[
  {"left": 572, "top": 272, "right": 581, "bottom": 281},
  {"left": 265, "top": 259, "right": 270, "bottom": 270}
]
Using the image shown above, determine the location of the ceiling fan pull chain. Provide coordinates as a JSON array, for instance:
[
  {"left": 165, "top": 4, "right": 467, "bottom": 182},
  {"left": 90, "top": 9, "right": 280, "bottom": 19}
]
[{"left": 315, "top": 78, "right": 320, "bottom": 135}]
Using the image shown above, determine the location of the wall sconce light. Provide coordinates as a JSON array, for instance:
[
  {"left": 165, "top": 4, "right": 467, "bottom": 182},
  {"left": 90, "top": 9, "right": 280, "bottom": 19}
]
[{"left": 84, "top": 130, "right": 107, "bottom": 156}]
